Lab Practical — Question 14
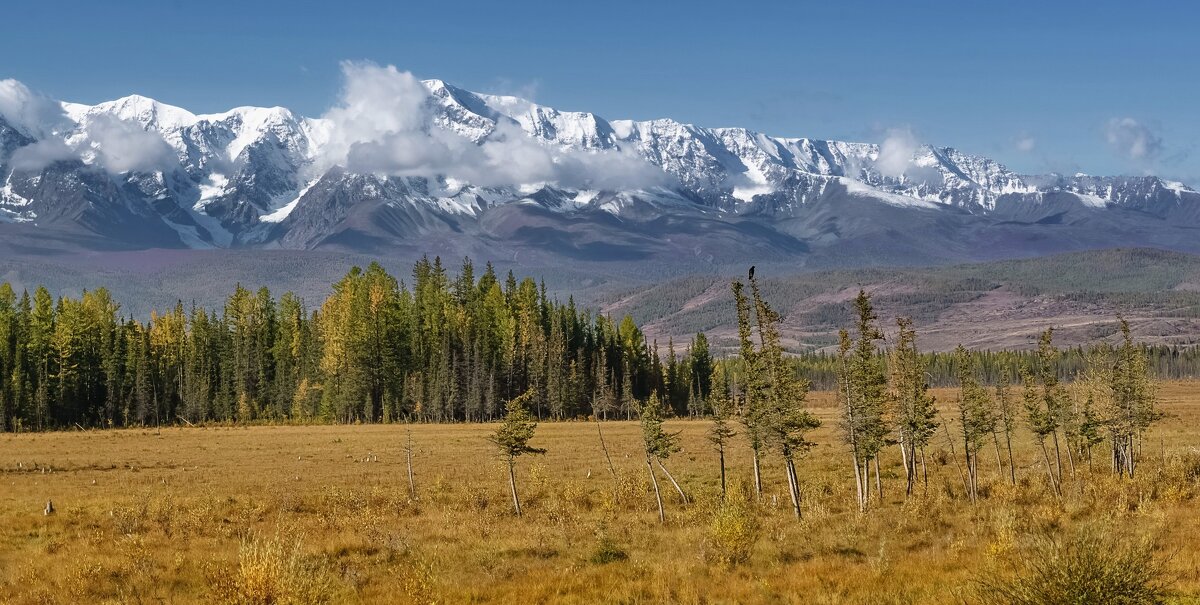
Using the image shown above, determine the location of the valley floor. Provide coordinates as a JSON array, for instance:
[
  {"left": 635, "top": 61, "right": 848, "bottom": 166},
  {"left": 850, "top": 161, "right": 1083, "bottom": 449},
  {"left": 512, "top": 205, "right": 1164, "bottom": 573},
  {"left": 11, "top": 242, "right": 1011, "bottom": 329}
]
[{"left": 3, "top": 384, "right": 1200, "bottom": 604}]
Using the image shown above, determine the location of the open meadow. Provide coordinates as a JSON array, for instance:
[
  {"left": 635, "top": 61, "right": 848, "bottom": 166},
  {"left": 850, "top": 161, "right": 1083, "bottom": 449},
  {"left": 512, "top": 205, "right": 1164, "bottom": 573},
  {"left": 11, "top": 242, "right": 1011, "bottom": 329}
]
[{"left": 3, "top": 383, "right": 1200, "bottom": 604}]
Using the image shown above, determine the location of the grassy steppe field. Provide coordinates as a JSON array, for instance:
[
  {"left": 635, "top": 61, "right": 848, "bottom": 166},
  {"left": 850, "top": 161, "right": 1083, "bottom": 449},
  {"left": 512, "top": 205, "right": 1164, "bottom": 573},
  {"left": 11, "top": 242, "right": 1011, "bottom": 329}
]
[{"left": 3, "top": 384, "right": 1200, "bottom": 604}]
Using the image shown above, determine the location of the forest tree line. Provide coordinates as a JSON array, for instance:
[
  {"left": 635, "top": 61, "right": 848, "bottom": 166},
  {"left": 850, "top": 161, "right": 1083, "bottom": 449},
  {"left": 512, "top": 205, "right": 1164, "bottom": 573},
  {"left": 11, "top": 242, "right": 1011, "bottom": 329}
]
[
  {"left": 792, "top": 342, "right": 1200, "bottom": 390},
  {"left": 0, "top": 257, "right": 713, "bottom": 431},
  {"left": 0, "top": 256, "right": 1187, "bottom": 435}
]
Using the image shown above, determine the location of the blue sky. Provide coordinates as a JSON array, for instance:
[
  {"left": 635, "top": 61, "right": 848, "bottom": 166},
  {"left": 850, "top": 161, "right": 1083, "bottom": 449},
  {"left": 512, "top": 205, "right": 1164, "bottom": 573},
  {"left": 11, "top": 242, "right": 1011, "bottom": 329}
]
[{"left": 5, "top": 0, "right": 1197, "bottom": 182}]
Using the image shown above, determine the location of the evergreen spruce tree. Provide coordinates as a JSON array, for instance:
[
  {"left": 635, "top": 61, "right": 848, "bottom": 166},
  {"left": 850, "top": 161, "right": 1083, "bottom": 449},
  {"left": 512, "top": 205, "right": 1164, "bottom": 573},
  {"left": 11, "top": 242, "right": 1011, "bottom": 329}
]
[
  {"left": 889, "top": 317, "right": 938, "bottom": 497},
  {"left": 954, "top": 345, "right": 994, "bottom": 503},
  {"left": 837, "top": 290, "right": 888, "bottom": 509},
  {"left": 993, "top": 368, "right": 1018, "bottom": 485},
  {"left": 490, "top": 390, "right": 545, "bottom": 516},
  {"left": 707, "top": 378, "right": 737, "bottom": 499},
  {"left": 640, "top": 391, "right": 681, "bottom": 523}
]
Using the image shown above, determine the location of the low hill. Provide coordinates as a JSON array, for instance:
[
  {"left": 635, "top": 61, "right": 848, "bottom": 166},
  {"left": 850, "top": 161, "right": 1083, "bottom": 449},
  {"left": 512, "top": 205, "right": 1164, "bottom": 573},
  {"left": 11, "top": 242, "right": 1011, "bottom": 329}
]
[{"left": 597, "top": 248, "right": 1200, "bottom": 352}]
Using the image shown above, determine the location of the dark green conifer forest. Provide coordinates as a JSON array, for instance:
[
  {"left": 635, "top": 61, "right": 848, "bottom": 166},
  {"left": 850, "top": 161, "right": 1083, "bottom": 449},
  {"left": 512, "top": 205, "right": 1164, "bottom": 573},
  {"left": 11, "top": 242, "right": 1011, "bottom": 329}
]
[{"left": 0, "top": 257, "right": 713, "bottom": 431}]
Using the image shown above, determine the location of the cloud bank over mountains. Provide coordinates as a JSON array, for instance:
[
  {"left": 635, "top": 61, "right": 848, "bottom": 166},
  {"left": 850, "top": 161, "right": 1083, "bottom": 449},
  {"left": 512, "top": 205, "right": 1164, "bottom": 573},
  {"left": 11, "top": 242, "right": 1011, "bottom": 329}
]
[{"left": 315, "top": 63, "right": 669, "bottom": 191}]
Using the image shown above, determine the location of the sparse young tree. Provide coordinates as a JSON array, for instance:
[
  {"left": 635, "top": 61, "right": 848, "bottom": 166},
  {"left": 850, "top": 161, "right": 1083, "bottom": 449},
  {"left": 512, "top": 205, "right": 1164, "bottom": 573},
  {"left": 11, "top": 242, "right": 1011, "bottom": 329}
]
[
  {"left": 490, "top": 390, "right": 546, "bottom": 516},
  {"left": 993, "top": 369, "right": 1018, "bottom": 485},
  {"left": 731, "top": 280, "right": 767, "bottom": 499},
  {"left": 743, "top": 270, "right": 819, "bottom": 519},
  {"left": 1103, "top": 318, "right": 1162, "bottom": 477},
  {"left": 641, "top": 391, "right": 681, "bottom": 523},
  {"left": 889, "top": 317, "right": 938, "bottom": 497},
  {"left": 837, "top": 290, "right": 888, "bottom": 510},
  {"left": 1023, "top": 329, "right": 1067, "bottom": 497},
  {"left": 707, "top": 379, "right": 737, "bottom": 499},
  {"left": 836, "top": 331, "right": 866, "bottom": 511},
  {"left": 954, "top": 345, "right": 995, "bottom": 503}
]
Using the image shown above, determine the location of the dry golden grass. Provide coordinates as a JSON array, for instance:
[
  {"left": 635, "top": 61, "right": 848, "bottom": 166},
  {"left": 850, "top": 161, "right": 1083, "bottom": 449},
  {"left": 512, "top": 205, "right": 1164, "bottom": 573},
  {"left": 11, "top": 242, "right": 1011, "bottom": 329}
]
[{"left": 2, "top": 382, "right": 1200, "bottom": 604}]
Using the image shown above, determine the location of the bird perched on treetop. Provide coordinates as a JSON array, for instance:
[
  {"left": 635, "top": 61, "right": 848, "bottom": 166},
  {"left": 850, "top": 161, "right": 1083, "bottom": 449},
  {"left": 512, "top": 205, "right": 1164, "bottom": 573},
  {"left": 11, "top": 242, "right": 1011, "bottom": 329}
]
[{"left": 748, "top": 266, "right": 755, "bottom": 280}]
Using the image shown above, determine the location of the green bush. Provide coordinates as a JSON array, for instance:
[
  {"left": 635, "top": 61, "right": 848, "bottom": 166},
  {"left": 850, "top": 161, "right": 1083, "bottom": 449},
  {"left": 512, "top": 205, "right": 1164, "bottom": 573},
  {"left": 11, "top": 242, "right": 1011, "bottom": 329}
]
[{"left": 589, "top": 534, "right": 629, "bottom": 565}]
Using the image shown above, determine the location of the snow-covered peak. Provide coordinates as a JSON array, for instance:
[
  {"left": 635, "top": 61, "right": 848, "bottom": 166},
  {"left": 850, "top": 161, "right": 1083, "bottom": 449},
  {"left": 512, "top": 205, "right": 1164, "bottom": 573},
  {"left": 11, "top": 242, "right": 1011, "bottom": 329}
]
[{"left": 66, "top": 94, "right": 199, "bottom": 131}]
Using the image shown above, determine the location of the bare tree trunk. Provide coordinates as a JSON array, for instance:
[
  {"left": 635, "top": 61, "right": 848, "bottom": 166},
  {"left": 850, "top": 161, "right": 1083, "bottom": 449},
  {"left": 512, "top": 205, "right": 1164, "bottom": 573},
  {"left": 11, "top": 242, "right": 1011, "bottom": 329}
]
[
  {"left": 752, "top": 447, "right": 763, "bottom": 499},
  {"left": 851, "top": 452, "right": 865, "bottom": 513},
  {"left": 944, "top": 423, "right": 969, "bottom": 498},
  {"left": 1112, "top": 439, "right": 1120, "bottom": 476},
  {"left": 657, "top": 460, "right": 688, "bottom": 504},
  {"left": 405, "top": 430, "right": 417, "bottom": 499},
  {"left": 964, "top": 451, "right": 974, "bottom": 504},
  {"left": 906, "top": 443, "right": 917, "bottom": 496},
  {"left": 1005, "top": 431, "right": 1016, "bottom": 485},
  {"left": 1129, "top": 434, "right": 1138, "bottom": 478},
  {"left": 784, "top": 456, "right": 802, "bottom": 520},
  {"left": 507, "top": 457, "right": 522, "bottom": 516},
  {"left": 899, "top": 433, "right": 912, "bottom": 497},
  {"left": 718, "top": 445, "right": 727, "bottom": 499},
  {"left": 872, "top": 456, "right": 882, "bottom": 502},
  {"left": 921, "top": 448, "right": 929, "bottom": 493},
  {"left": 1050, "top": 430, "right": 1065, "bottom": 487},
  {"left": 1039, "top": 440, "right": 1061, "bottom": 498},
  {"left": 1064, "top": 436, "right": 1077, "bottom": 480},
  {"left": 991, "top": 431, "right": 1005, "bottom": 478},
  {"left": 862, "top": 458, "right": 871, "bottom": 503},
  {"left": 596, "top": 419, "right": 617, "bottom": 479},
  {"left": 647, "top": 455, "right": 664, "bottom": 524}
]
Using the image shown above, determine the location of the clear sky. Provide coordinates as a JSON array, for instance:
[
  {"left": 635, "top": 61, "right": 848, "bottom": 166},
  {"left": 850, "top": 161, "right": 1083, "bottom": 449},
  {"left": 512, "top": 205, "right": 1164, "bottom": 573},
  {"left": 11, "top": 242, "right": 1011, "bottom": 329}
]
[{"left": 5, "top": 0, "right": 1197, "bottom": 183}]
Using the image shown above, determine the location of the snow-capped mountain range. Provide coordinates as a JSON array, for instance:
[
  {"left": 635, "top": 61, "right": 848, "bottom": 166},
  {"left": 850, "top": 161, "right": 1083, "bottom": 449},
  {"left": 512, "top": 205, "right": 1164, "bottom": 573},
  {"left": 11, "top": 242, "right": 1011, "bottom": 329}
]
[{"left": 2, "top": 75, "right": 1198, "bottom": 268}]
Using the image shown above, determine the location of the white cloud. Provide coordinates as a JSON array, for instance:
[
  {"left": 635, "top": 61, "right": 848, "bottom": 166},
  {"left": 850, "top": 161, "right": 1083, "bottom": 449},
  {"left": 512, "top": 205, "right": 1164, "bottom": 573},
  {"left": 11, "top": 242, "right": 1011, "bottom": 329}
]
[
  {"left": 1, "top": 78, "right": 175, "bottom": 175},
  {"left": 9, "top": 138, "right": 76, "bottom": 171},
  {"left": 82, "top": 114, "right": 177, "bottom": 174},
  {"left": 1015, "top": 134, "right": 1036, "bottom": 153},
  {"left": 0, "top": 79, "right": 69, "bottom": 137},
  {"left": 1105, "top": 117, "right": 1162, "bottom": 161},
  {"left": 874, "top": 127, "right": 920, "bottom": 178},
  {"left": 316, "top": 62, "right": 667, "bottom": 190}
]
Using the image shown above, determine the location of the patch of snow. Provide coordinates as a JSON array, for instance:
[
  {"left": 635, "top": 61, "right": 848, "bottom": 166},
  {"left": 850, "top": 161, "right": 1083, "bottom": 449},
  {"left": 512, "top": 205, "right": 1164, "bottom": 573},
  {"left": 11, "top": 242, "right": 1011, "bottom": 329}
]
[
  {"left": 574, "top": 190, "right": 600, "bottom": 205},
  {"left": 161, "top": 216, "right": 216, "bottom": 249},
  {"left": 840, "top": 177, "right": 941, "bottom": 209},
  {"left": 194, "top": 173, "right": 229, "bottom": 211},
  {"left": 435, "top": 193, "right": 481, "bottom": 216},
  {"left": 260, "top": 179, "right": 318, "bottom": 223},
  {"left": 1073, "top": 192, "right": 1108, "bottom": 208}
]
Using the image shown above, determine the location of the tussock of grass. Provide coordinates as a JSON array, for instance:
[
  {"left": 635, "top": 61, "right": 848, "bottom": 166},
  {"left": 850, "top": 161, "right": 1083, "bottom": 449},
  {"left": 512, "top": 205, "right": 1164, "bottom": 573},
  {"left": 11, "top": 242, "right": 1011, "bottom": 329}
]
[
  {"left": 207, "top": 534, "right": 336, "bottom": 605},
  {"left": 975, "top": 528, "right": 1171, "bottom": 605}
]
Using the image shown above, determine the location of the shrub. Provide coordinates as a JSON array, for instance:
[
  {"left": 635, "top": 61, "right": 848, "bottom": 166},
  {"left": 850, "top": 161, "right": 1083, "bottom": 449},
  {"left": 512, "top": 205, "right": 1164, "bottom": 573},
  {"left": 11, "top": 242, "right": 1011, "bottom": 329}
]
[
  {"left": 208, "top": 534, "right": 335, "bottom": 605},
  {"left": 974, "top": 528, "right": 1171, "bottom": 605},
  {"left": 589, "top": 532, "right": 629, "bottom": 565},
  {"left": 703, "top": 488, "right": 761, "bottom": 568}
]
